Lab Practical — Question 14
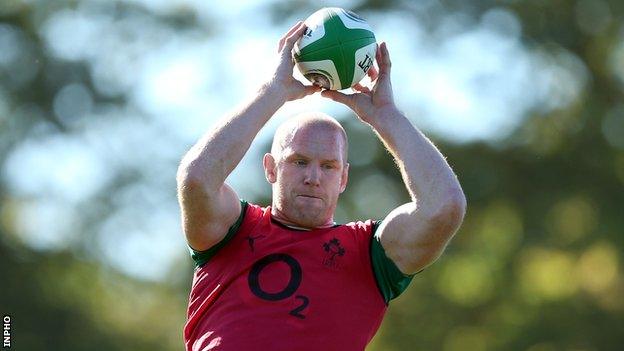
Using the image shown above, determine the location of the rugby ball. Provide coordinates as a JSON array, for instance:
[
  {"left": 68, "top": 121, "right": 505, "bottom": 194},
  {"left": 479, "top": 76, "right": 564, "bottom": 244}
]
[{"left": 294, "top": 8, "right": 377, "bottom": 90}]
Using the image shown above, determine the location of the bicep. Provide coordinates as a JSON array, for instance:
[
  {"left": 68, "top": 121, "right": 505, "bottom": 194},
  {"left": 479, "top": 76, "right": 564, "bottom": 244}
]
[
  {"left": 377, "top": 202, "right": 460, "bottom": 274},
  {"left": 177, "top": 179, "right": 241, "bottom": 251}
]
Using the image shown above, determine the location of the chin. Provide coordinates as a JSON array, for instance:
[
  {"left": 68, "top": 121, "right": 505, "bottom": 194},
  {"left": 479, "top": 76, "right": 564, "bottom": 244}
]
[{"left": 291, "top": 207, "right": 328, "bottom": 228}]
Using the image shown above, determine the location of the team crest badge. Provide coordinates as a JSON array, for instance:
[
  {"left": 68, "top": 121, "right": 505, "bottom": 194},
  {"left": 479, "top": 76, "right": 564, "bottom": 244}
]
[{"left": 322, "top": 238, "right": 345, "bottom": 268}]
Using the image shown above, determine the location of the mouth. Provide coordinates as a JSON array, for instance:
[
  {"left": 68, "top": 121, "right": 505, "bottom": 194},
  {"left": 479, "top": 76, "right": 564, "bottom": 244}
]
[{"left": 297, "top": 194, "right": 322, "bottom": 200}]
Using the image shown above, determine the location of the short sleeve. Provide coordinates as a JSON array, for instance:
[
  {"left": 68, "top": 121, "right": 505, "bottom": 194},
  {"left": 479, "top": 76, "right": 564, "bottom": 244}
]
[
  {"left": 370, "top": 220, "right": 418, "bottom": 304},
  {"left": 188, "top": 200, "right": 248, "bottom": 268}
]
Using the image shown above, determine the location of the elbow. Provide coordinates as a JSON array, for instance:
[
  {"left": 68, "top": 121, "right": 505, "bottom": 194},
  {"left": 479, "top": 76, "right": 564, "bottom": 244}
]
[
  {"left": 433, "top": 188, "right": 466, "bottom": 230},
  {"left": 176, "top": 158, "right": 208, "bottom": 190},
  {"left": 387, "top": 193, "right": 466, "bottom": 274},
  {"left": 424, "top": 189, "right": 466, "bottom": 245},
  {"left": 448, "top": 188, "right": 467, "bottom": 226},
  {"left": 176, "top": 159, "right": 197, "bottom": 185},
  {"left": 177, "top": 157, "right": 226, "bottom": 196}
]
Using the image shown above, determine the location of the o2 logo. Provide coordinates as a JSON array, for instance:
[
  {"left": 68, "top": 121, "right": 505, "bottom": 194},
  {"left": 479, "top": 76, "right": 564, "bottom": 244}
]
[{"left": 247, "top": 253, "right": 309, "bottom": 319}]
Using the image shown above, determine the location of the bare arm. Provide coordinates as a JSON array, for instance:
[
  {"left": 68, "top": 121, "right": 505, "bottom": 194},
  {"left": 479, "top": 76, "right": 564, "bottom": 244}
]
[
  {"left": 367, "top": 109, "right": 465, "bottom": 274},
  {"left": 322, "top": 42, "right": 466, "bottom": 274},
  {"left": 178, "top": 22, "right": 320, "bottom": 251}
]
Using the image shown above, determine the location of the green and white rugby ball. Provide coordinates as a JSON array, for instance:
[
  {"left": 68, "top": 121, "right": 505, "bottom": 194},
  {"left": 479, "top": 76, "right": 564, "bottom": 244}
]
[{"left": 294, "top": 7, "right": 377, "bottom": 90}]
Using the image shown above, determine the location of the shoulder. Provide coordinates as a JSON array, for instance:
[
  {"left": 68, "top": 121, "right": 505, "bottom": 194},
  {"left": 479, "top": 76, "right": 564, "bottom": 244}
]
[
  {"left": 342, "top": 219, "right": 379, "bottom": 235},
  {"left": 244, "top": 201, "right": 268, "bottom": 219},
  {"left": 189, "top": 200, "right": 269, "bottom": 267},
  {"left": 235, "top": 201, "right": 276, "bottom": 234},
  {"left": 335, "top": 219, "right": 378, "bottom": 255}
]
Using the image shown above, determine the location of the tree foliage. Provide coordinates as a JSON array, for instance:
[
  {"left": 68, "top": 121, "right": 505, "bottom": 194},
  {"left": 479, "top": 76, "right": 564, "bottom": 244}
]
[{"left": 1, "top": 0, "right": 623, "bottom": 350}]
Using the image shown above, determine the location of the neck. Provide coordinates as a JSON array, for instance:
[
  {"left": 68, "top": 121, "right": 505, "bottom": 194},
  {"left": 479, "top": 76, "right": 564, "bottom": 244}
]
[{"left": 270, "top": 207, "right": 336, "bottom": 229}]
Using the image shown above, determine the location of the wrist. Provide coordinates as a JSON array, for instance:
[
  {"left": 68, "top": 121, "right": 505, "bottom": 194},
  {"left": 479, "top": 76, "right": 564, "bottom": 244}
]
[
  {"left": 366, "top": 105, "right": 404, "bottom": 130},
  {"left": 258, "top": 79, "right": 289, "bottom": 105}
]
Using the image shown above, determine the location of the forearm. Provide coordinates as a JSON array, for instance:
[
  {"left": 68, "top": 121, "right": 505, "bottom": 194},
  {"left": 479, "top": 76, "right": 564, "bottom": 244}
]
[
  {"left": 369, "top": 108, "right": 465, "bottom": 216},
  {"left": 178, "top": 84, "right": 287, "bottom": 189}
]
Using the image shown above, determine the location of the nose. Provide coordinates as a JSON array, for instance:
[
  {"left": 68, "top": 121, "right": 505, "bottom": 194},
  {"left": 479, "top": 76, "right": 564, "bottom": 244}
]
[{"left": 304, "top": 164, "right": 321, "bottom": 186}]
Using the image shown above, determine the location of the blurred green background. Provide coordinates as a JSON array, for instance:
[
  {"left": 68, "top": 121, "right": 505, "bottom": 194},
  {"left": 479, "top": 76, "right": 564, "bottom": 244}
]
[{"left": 1, "top": 0, "right": 623, "bottom": 350}]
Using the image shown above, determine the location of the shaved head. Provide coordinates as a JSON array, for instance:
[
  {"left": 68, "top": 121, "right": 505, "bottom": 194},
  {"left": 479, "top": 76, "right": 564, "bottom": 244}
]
[{"left": 271, "top": 112, "right": 348, "bottom": 163}]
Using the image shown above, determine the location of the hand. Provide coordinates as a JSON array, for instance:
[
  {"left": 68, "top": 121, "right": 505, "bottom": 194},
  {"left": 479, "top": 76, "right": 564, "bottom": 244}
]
[
  {"left": 321, "top": 42, "right": 397, "bottom": 125},
  {"left": 266, "top": 21, "right": 321, "bottom": 102}
]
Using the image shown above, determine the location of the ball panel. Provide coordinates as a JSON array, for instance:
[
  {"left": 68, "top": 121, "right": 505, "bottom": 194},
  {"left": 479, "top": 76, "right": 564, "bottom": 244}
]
[
  {"left": 349, "top": 42, "right": 377, "bottom": 87},
  {"left": 295, "top": 58, "right": 340, "bottom": 90},
  {"left": 295, "top": 11, "right": 343, "bottom": 59},
  {"left": 295, "top": 9, "right": 330, "bottom": 53},
  {"left": 296, "top": 45, "right": 350, "bottom": 90},
  {"left": 295, "top": 9, "right": 374, "bottom": 59},
  {"left": 332, "top": 8, "right": 374, "bottom": 32},
  {"left": 295, "top": 50, "right": 343, "bottom": 90},
  {"left": 297, "top": 38, "right": 376, "bottom": 90},
  {"left": 304, "top": 70, "right": 334, "bottom": 90}
]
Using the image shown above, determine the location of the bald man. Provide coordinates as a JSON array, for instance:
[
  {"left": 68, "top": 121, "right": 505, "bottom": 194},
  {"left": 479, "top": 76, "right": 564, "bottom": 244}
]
[{"left": 177, "top": 22, "right": 466, "bottom": 351}]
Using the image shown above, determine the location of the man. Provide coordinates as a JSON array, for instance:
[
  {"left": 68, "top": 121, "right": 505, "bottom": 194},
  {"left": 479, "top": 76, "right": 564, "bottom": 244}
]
[{"left": 177, "top": 22, "right": 466, "bottom": 351}]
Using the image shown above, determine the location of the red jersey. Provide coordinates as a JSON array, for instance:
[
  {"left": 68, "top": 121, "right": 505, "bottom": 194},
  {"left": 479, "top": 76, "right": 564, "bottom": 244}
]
[{"left": 184, "top": 201, "right": 412, "bottom": 351}]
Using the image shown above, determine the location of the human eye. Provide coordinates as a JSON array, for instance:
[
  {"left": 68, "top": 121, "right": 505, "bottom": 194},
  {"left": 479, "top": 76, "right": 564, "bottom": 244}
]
[{"left": 293, "top": 159, "right": 307, "bottom": 166}]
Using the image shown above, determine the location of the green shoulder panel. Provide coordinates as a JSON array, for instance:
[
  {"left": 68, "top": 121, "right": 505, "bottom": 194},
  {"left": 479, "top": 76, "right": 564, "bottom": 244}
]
[
  {"left": 188, "top": 200, "right": 248, "bottom": 268},
  {"left": 370, "top": 220, "right": 419, "bottom": 304}
]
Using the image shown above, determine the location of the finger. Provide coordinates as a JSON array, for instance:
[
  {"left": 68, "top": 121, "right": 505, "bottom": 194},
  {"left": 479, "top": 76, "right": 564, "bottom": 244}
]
[
  {"left": 303, "top": 84, "right": 322, "bottom": 96},
  {"left": 321, "top": 89, "right": 354, "bottom": 107},
  {"left": 284, "top": 20, "right": 304, "bottom": 38},
  {"left": 281, "top": 22, "right": 307, "bottom": 53},
  {"left": 368, "top": 43, "right": 379, "bottom": 80},
  {"left": 352, "top": 83, "right": 371, "bottom": 95},
  {"left": 378, "top": 42, "right": 391, "bottom": 76},
  {"left": 278, "top": 21, "right": 303, "bottom": 52},
  {"left": 367, "top": 65, "right": 378, "bottom": 81}
]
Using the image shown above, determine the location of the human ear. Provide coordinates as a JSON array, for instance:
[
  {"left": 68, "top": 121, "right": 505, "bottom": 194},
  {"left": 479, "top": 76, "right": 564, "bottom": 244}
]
[
  {"left": 263, "top": 153, "right": 277, "bottom": 183},
  {"left": 339, "top": 162, "right": 349, "bottom": 193}
]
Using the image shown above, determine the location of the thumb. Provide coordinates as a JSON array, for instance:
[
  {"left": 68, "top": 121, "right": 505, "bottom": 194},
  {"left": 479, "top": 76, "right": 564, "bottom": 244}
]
[
  {"left": 298, "top": 84, "right": 322, "bottom": 99},
  {"left": 321, "top": 90, "right": 353, "bottom": 107}
]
